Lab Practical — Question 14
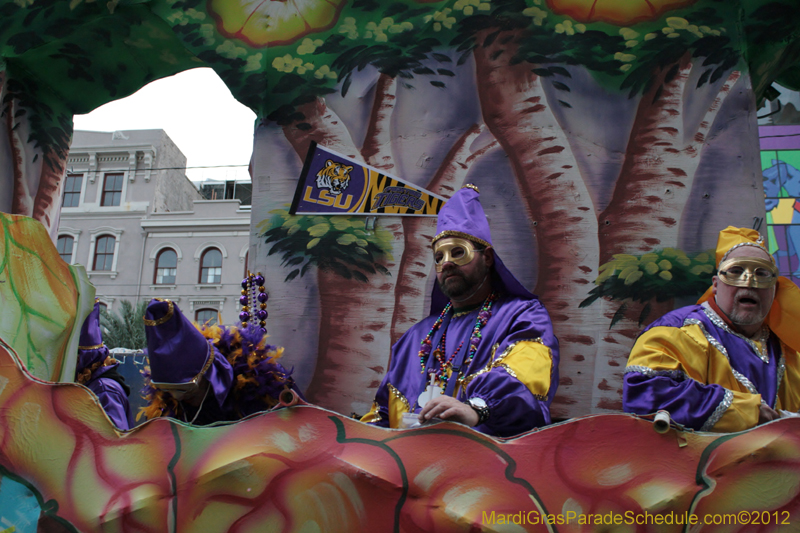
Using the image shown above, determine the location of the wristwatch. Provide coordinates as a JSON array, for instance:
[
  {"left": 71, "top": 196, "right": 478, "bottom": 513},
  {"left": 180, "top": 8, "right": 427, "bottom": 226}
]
[{"left": 467, "top": 397, "right": 490, "bottom": 425}]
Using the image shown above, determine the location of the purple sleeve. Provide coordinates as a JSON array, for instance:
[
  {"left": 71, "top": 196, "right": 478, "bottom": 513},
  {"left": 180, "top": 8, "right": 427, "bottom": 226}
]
[
  {"left": 623, "top": 373, "right": 728, "bottom": 431},
  {"left": 368, "top": 321, "right": 436, "bottom": 428},
  {"left": 465, "top": 300, "right": 558, "bottom": 437},
  {"left": 88, "top": 378, "right": 132, "bottom": 430},
  {"left": 468, "top": 372, "right": 550, "bottom": 437}
]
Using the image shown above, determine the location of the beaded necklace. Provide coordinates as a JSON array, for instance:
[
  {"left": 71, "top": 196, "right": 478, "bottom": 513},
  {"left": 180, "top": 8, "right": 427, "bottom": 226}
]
[{"left": 418, "top": 291, "right": 498, "bottom": 388}]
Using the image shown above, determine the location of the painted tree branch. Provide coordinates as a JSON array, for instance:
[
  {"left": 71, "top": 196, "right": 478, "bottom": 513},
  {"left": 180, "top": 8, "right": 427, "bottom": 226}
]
[
  {"left": 473, "top": 28, "right": 600, "bottom": 417},
  {"left": 361, "top": 73, "right": 397, "bottom": 170},
  {"left": 5, "top": 97, "right": 33, "bottom": 218}
]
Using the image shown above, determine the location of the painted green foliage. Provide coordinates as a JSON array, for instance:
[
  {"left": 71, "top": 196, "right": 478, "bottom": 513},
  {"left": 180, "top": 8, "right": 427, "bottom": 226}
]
[
  {"left": 581, "top": 248, "right": 716, "bottom": 326},
  {"left": 1, "top": 0, "right": 799, "bottom": 152},
  {"left": 259, "top": 209, "right": 393, "bottom": 283},
  {"left": 0, "top": 0, "right": 200, "bottom": 156}
]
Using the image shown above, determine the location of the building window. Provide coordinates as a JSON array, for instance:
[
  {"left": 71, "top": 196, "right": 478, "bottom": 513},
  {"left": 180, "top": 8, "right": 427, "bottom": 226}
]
[
  {"left": 57, "top": 236, "right": 74, "bottom": 263},
  {"left": 98, "top": 302, "right": 108, "bottom": 313},
  {"left": 154, "top": 249, "right": 178, "bottom": 284},
  {"left": 93, "top": 235, "right": 115, "bottom": 271},
  {"left": 101, "top": 173, "right": 124, "bottom": 206},
  {"left": 195, "top": 309, "right": 219, "bottom": 325},
  {"left": 62, "top": 174, "right": 83, "bottom": 207},
  {"left": 244, "top": 251, "right": 249, "bottom": 277},
  {"left": 199, "top": 248, "right": 222, "bottom": 284}
]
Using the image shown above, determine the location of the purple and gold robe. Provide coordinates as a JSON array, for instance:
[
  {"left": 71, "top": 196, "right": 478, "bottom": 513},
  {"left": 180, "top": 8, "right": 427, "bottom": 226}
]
[
  {"left": 624, "top": 302, "right": 800, "bottom": 432},
  {"left": 362, "top": 293, "right": 559, "bottom": 438}
]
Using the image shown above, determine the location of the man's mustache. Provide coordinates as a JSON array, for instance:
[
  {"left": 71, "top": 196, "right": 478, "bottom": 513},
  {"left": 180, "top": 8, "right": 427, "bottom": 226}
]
[
  {"left": 735, "top": 290, "right": 761, "bottom": 305},
  {"left": 441, "top": 268, "right": 465, "bottom": 280}
]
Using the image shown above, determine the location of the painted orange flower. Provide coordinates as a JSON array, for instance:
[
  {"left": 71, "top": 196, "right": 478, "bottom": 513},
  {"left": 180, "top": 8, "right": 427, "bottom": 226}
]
[
  {"left": 546, "top": 0, "right": 698, "bottom": 26},
  {"left": 209, "top": 0, "right": 347, "bottom": 48}
]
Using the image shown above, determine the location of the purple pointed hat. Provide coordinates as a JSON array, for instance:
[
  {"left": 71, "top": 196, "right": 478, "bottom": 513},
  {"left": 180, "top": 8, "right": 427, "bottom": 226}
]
[
  {"left": 144, "top": 298, "right": 213, "bottom": 385},
  {"left": 144, "top": 298, "right": 233, "bottom": 406},
  {"left": 76, "top": 300, "right": 110, "bottom": 375},
  {"left": 430, "top": 185, "right": 535, "bottom": 314}
]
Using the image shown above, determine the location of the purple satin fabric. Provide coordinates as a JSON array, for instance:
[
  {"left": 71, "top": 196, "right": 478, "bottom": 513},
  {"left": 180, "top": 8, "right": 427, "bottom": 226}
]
[
  {"left": 86, "top": 373, "right": 131, "bottom": 430},
  {"left": 373, "top": 292, "right": 559, "bottom": 437},
  {"left": 623, "top": 304, "right": 781, "bottom": 430},
  {"left": 201, "top": 348, "right": 235, "bottom": 411}
]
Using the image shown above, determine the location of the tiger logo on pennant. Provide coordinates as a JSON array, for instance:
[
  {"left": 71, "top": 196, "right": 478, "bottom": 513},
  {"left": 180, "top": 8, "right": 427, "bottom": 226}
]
[{"left": 315, "top": 160, "right": 353, "bottom": 196}]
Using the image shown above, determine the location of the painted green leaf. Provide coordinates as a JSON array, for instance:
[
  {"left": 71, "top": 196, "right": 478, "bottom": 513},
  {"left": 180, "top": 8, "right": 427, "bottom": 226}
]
[{"left": 0, "top": 214, "right": 95, "bottom": 381}]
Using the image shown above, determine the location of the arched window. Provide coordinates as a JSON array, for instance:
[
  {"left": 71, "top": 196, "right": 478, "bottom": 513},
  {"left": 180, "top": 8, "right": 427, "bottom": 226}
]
[
  {"left": 199, "top": 248, "right": 222, "bottom": 284},
  {"left": 195, "top": 309, "right": 219, "bottom": 325},
  {"left": 154, "top": 249, "right": 178, "bottom": 284},
  {"left": 98, "top": 302, "right": 108, "bottom": 313},
  {"left": 93, "top": 235, "right": 116, "bottom": 271},
  {"left": 57, "top": 236, "right": 74, "bottom": 263}
]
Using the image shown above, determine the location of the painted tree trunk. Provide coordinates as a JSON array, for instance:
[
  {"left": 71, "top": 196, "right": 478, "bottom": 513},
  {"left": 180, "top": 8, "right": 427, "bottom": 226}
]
[
  {"left": 592, "top": 56, "right": 742, "bottom": 410},
  {"left": 473, "top": 29, "right": 600, "bottom": 417},
  {"left": 361, "top": 73, "right": 397, "bottom": 172},
  {"left": 390, "top": 124, "right": 494, "bottom": 346},
  {"left": 599, "top": 55, "right": 741, "bottom": 261},
  {"left": 282, "top": 97, "right": 360, "bottom": 160},
  {"left": 0, "top": 84, "right": 68, "bottom": 241},
  {"left": 283, "top": 95, "right": 402, "bottom": 415}
]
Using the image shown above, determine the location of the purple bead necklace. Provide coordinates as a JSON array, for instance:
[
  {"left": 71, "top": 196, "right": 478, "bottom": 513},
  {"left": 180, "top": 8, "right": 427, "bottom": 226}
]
[
  {"left": 418, "top": 291, "right": 497, "bottom": 388},
  {"left": 239, "top": 272, "right": 269, "bottom": 332}
]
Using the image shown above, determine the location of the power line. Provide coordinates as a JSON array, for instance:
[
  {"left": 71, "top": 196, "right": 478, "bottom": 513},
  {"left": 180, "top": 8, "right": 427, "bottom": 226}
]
[{"left": 68, "top": 164, "right": 250, "bottom": 172}]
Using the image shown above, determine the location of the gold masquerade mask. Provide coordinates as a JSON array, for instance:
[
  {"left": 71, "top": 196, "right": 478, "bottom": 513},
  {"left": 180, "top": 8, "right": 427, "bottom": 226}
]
[
  {"left": 433, "top": 237, "right": 482, "bottom": 273},
  {"left": 717, "top": 257, "right": 778, "bottom": 289}
]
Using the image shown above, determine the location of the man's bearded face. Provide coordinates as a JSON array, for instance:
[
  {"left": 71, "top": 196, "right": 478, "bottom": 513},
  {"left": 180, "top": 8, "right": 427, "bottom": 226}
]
[{"left": 433, "top": 238, "right": 489, "bottom": 300}]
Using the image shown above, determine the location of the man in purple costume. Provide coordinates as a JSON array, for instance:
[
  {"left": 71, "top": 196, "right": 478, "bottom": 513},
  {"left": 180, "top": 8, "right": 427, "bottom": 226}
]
[
  {"left": 76, "top": 300, "right": 131, "bottom": 430},
  {"left": 361, "top": 185, "right": 560, "bottom": 438},
  {"left": 142, "top": 298, "right": 299, "bottom": 425},
  {"left": 623, "top": 227, "right": 800, "bottom": 432}
]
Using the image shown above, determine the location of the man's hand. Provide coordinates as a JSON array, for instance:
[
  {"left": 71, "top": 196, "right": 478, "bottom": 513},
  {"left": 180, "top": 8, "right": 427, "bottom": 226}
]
[
  {"left": 758, "top": 403, "right": 781, "bottom": 425},
  {"left": 419, "top": 396, "right": 479, "bottom": 427}
]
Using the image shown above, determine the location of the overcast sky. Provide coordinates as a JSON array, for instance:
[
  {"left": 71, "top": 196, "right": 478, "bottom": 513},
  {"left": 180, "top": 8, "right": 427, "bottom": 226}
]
[{"left": 72, "top": 67, "right": 257, "bottom": 183}]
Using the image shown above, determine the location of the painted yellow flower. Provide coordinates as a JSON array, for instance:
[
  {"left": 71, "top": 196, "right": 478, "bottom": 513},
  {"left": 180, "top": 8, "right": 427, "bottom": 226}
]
[{"left": 209, "top": 0, "right": 347, "bottom": 48}]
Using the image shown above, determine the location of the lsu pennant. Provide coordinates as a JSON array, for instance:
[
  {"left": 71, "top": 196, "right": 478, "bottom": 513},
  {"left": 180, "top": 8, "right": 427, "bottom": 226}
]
[{"left": 290, "top": 142, "right": 446, "bottom": 217}]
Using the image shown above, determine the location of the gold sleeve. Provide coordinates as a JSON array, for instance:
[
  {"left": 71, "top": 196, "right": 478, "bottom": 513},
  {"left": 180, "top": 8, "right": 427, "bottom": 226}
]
[
  {"left": 387, "top": 384, "right": 411, "bottom": 429},
  {"left": 359, "top": 401, "right": 382, "bottom": 424},
  {"left": 714, "top": 391, "right": 761, "bottom": 432},
  {"left": 492, "top": 339, "right": 553, "bottom": 400},
  {"left": 627, "top": 325, "right": 708, "bottom": 380}
]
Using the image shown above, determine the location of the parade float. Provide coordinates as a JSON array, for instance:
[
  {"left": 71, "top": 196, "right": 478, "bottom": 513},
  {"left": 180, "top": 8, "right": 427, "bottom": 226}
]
[{"left": 2, "top": 0, "right": 800, "bottom": 530}]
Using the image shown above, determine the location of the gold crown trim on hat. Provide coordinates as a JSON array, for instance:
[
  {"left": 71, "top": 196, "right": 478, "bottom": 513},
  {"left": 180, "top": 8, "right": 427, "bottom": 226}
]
[
  {"left": 719, "top": 240, "right": 773, "bottom": 266},
  {"left": 462, "top": 184, "right": 480, "bottom": 193},
  {"left": 78, "top": 343, "right": 105, "bottom": 350},
  {"left": 143, "top": 298, "right": 174, "bottom": 327},
  {"left": 431, "top": 230, "right": 491, "bottom": 249}
]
